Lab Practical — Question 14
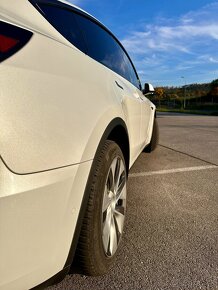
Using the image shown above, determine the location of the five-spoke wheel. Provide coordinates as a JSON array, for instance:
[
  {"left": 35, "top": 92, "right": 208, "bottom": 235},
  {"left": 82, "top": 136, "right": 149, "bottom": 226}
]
[
  {"left": 102, "top": 156, "right": 126, "bottom": 256},
  {"left": 75, "top": 140, "right": 127, "bottom": 276}
]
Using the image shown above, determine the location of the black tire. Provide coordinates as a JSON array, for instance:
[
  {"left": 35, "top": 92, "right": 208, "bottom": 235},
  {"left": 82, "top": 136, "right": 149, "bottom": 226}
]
[
  {"left": 75, "top": 140, "right": 127, "bottom": 276},
  {"left": 144, "top": 118, "right": 159, "bottom": 153}
]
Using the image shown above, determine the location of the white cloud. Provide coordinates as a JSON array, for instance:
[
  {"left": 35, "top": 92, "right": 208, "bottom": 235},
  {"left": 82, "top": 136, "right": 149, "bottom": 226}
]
[
  {"left": 121, "top": 2, "right": 218, "bottom": 85},
  {"left": 198, "top": 55, "right": 218, "bottom": 63},
  {"left": 181, "top": 2, "right": 218, "bottom": 24},
  {"left": 122, "top": 21, "right": 218, "bottom": 55},
  {"left": 158, "top": 24, "right": 218, "bottom": 39},
  {"left": 122, "top": 2, "right": 218, "bottom": 53},
  {"left": 209, "top": 57, "right": 218, "bottom": 63}
]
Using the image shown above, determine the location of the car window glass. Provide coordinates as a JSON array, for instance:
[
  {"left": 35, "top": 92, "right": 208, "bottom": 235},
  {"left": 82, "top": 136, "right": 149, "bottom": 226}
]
[
  {"left": 37, "top": 4, "right": 87, "bottom": 53},
  {"left": 74, "top": 13, "right": 140, "bottom": 89},
  {"left": 37, "top": 3, "right": 140, "bottom": 89}
]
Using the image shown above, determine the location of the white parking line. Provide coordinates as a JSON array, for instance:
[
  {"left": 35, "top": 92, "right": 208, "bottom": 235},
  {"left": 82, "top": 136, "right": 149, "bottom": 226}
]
[{"left": 129, "top": 165, "right": 217, "bottom": 178}]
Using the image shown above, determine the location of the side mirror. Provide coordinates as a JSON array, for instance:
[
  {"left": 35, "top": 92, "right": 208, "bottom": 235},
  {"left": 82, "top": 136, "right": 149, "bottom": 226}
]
[{"left": 143, "top": 83, "right": 155, "bottom": 95}]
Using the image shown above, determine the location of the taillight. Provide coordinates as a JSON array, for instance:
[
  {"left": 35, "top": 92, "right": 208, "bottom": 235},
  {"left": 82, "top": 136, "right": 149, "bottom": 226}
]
[{"left": 0, "top": 21, "right": 33, "bottom": 62}]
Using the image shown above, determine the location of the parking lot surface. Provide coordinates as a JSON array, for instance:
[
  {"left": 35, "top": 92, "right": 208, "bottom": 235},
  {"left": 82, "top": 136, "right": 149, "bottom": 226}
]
[{"left": 49, "top": 113, "right": 218, "bottom": 290}]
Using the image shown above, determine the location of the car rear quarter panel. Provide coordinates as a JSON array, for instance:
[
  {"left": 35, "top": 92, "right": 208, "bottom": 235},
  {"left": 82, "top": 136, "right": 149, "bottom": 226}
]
[{"left": 0, "top": 27, "right": 127, "bottom": 174}]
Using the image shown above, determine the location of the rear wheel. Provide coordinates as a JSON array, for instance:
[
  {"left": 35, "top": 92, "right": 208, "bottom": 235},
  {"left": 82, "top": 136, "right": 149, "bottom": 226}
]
[
  {"left": 144, "top": 118, "right": 159, "bottom": 153},
  {"left": 75, "top": 140, "right": 127, "bottom": 276}
]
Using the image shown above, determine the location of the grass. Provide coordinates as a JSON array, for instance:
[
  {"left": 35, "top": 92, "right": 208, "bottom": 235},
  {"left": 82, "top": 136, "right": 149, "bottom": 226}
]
[{"left": 157, "top": 107, "right": 218, "bottom": 116}]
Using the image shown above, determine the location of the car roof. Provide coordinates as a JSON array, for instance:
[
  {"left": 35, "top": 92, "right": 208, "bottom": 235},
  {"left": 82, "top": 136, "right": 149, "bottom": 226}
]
[
  {"left": 34, "top": 0, "right": 103, "bottom": 27},
  {"left": 56, "top": 0, "right": 95, "bottom": 19}
]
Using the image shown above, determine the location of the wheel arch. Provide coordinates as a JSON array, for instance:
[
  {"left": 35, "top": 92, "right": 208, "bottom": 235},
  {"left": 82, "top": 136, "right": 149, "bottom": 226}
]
[
  {"left": 98, "top": 117, "right": 130, "bottom": 174},
  {"left": 107, "top": 124, "right": 130, "bottom": 174},
  {"left": 64, "top": 117, "right": 130, "bottom": 270}
]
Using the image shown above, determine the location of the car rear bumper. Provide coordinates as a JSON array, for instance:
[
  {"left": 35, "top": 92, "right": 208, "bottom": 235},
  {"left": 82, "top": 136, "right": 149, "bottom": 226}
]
[{"left": 0, "top": 157, "right": 92, "bottom": 290}]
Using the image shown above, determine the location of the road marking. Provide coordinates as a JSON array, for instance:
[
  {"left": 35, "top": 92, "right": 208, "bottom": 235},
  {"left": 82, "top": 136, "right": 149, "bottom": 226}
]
[{"left": 129, "top": 165, "right": 217, "bottom": 178}]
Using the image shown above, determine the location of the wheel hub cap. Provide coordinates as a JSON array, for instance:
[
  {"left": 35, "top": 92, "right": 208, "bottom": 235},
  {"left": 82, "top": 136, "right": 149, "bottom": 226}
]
[{"left": 102, "top": 156, "right": 126, "bottom": 257}]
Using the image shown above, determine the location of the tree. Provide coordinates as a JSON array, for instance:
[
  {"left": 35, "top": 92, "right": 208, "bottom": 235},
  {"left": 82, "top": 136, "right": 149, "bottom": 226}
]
[
  {"left": 210, "top": 79, "right": 218, "bottom": 103},
  {"left": 155, "top": 87, "right": 164, "bottom": 107},
  {"left": 210, "top": 79, "right": 218, "bottom": 88}
]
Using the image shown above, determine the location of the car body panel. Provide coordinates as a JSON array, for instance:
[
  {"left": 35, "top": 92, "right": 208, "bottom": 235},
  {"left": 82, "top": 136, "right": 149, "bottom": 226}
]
[
  {"left": 0, "top": 0, "right": 156, "bottom": 288},
  {"left": 0, "top": 158, "right": 92, "bottom": 289},
  {"left": 0, "top": 29, "right": 119, "bottom": 173},
  {"left": 0, "top": 0, "right": 73, "bottom": 49},
  {"left": 0, "top": 18, "right": 154, "bottom": 174}
]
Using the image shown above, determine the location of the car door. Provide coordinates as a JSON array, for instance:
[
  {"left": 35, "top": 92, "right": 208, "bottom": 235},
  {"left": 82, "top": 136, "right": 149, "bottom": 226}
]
[
  {"left": 72, "top": 11, "right": 149, "bottom": 162},
  {"left": 72, "top": 14, "right": 142, "bottom": 157},
  {"left": 137, "top": 90, "right": 153, "bottom": 146},
  {"left": 113, "top": 75, "right": 142, "bottom": 160},
  {"left": 115, "top": 50, "right": 152, "bottom": 151}
]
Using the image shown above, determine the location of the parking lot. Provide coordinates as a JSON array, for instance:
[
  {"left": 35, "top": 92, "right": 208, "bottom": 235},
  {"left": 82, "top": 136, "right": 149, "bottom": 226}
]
[{"left": 50, "top": 113, "right": 218, "bottom": 290}]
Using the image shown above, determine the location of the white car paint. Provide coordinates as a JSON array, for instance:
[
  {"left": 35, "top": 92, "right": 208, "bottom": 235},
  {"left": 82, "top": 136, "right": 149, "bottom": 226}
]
[{"left": 0, "top": 0, "right": 156, "bottom": 288}]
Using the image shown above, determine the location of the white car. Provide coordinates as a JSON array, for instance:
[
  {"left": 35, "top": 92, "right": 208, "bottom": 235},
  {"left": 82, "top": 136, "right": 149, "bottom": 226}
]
[{"left": 0, "top": 0, "right": 158, "bottom": 289}]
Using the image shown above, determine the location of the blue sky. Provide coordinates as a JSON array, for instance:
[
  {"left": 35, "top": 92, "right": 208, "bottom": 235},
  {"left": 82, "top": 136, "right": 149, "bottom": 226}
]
[{"left": 69, "top": 0, "right": 218, "bottom": 87}]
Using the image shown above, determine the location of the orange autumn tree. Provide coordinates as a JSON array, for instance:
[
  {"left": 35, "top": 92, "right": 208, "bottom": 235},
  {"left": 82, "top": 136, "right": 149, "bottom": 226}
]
[{"left": 155, "top": 87, "right": 164, "bottom": 106}]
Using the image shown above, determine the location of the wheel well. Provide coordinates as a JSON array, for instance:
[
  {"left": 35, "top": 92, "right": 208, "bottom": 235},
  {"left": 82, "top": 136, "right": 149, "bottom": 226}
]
[
  {"left": 64, "top": 121, "right": 130, "bottom": 271},
  {"left": 107, "top": 125, "right": 130, "bottom": 173}
]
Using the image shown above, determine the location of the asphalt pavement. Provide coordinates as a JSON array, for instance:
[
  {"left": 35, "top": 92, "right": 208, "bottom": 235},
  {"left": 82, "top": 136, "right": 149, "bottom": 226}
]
[{"left": 49, "top": 112, "right": 218, "bottom": 290}]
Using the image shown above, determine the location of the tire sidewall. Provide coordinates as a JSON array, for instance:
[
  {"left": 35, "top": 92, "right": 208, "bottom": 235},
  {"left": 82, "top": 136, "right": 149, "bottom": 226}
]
[{"left": 90, "top": 142, "right": 126, "bottom": 272}]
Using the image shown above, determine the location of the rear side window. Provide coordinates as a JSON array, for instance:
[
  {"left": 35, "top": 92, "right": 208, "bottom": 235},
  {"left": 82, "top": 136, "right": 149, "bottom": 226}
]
[
  {"left": 74, "top": 13, "right": 140, "bottom": 89},
  {"left": 35, "top": 2, "right": 140, "bottom": 89},
  {"left": 37, "top": 4, "right": 87, "bottom": 53}
]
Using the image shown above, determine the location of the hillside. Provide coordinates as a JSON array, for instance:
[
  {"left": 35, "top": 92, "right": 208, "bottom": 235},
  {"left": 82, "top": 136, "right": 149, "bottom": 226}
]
[{"left": 149, "top": 79, "right": 218, "bottom": 115}]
